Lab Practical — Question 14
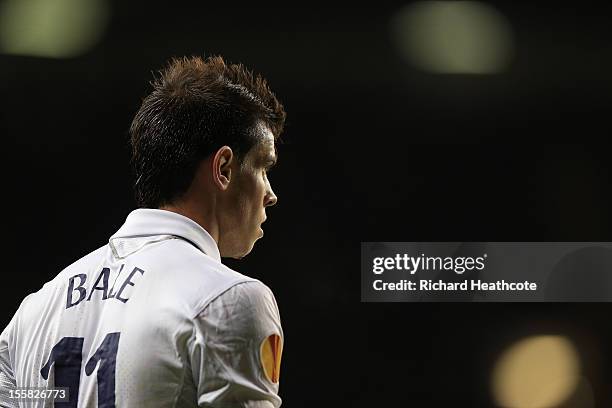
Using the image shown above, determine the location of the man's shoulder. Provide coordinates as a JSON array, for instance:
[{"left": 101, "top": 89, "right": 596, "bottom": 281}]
[
  {"left": 24, "top": 245, "right": 107, "bottom": 297},
  {"left": 205, "top": 279, "right": 278, "bottom": 316},
  {"left": 126, "top": 238, "right": 259, "bottom": 316},
  {"left": 16, "top": 245, "right": 109, "bottom": 313},
  {"left": 49, "top": 245, "right": 109, "bottom": 280}
]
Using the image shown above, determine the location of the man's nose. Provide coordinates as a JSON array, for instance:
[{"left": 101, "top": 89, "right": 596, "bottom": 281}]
[{"left": 265, "top": 189, "right": 278, "bottom": 207}]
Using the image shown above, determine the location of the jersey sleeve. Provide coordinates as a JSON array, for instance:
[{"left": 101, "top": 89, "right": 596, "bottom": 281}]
[
  {"left": 189, "top": 280, "right": 284, "bottom": 408},
  {"left": 0, "top": 314, "right": 18, "bottom": 408}
]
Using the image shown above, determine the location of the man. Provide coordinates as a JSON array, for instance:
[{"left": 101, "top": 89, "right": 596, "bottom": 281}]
[{"left": 0, "top": 55, "right": 285, "bottom": 407}]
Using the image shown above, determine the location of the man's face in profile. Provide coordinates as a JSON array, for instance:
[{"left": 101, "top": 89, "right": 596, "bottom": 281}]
[{"left": 219, "top": 124, "right": 278, "bottom": 258}]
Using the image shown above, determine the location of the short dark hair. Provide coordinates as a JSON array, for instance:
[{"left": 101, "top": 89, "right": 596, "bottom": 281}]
[{"left": 129, "top": 55, "right": 286, "bottom": 208}]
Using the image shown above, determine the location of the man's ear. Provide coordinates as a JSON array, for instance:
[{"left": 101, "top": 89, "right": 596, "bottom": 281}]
[{"left": 212, "top": 146, "right": 233, "bottom": 190}]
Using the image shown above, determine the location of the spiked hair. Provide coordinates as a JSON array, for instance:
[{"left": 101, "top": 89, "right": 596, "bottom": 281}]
[{"left": 129, "top": 55, "right": 286, "bottom": 208}]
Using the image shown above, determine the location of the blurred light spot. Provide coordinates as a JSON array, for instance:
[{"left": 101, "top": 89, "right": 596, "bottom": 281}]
[
  {"left": 390, "top": 1, "right": 514, "bottom": 74},
  {"left": 0, "top": 0, "right": 109, "bottom": 58},
  {"left": 492, "top": 335, "right": 580, "bottom": 408}
]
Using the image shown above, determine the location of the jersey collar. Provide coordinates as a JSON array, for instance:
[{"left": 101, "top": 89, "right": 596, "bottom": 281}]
[{"left": 110, "top": 208, "right": 221, "bottom": 262}]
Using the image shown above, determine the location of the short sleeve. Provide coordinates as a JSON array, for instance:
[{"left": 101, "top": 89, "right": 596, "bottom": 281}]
[{"left": 189, "top": 281, "right": 284, "bottom": 408}]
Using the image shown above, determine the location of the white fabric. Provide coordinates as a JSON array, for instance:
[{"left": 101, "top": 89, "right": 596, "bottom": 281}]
[
  {"left": 0, "top": 209, "right": 283, "bottom": 407},
  {"left": 0, "top": 341, "right": 17, "bottom": 408}
]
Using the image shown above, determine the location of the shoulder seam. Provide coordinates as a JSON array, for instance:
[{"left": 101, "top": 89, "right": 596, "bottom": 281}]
[{"left": 191, "top": 278, "right": 260, "bottom": 320}]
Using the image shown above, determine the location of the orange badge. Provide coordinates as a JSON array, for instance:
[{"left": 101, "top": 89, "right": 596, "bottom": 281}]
[{"left": 260, "top": 334, "right": 282, "bottom": 383}]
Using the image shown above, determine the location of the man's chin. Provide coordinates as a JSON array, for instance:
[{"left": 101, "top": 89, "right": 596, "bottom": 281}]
[
  {"left": 228, "top": 241, "right": 257, "bottom": 260},
  {"left": 220, "top": 231, "right": 263, "bottom": 259}
]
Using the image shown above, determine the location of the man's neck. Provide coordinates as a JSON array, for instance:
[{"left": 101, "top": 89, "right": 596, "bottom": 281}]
[{"left": 159, "top": 203, "right": 219, "bottom": 245}]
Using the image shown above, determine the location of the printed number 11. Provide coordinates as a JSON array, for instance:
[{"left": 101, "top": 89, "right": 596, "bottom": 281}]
[{"left": 40, "top": 332, "right": 120, "bottom": 408}]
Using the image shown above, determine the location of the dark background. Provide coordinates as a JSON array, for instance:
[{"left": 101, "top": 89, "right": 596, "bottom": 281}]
[{"left": 3, "top": 1, "right": 612, "bottom": 406}]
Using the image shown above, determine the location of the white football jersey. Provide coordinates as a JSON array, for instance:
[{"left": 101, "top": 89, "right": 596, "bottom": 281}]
[{"left": 0, "top": 209, "right": 284, "bottom": 407}]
